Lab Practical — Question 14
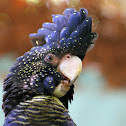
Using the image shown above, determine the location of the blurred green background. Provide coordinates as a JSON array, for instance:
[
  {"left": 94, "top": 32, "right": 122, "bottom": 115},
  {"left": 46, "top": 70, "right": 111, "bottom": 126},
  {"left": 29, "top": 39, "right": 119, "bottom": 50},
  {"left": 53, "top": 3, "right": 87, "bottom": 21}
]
[{"left": 0, "top": 0, "right": 126, "bottom": 126}]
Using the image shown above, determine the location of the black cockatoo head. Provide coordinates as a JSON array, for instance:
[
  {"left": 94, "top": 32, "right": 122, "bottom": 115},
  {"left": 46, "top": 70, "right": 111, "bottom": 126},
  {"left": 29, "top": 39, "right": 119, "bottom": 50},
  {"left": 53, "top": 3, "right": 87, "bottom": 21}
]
[
  {"left": 2, "top": 8, "right": 97, "bottom": 116},
  {"left": 29, "top": 8, "right": 97, "bottom": 96}
]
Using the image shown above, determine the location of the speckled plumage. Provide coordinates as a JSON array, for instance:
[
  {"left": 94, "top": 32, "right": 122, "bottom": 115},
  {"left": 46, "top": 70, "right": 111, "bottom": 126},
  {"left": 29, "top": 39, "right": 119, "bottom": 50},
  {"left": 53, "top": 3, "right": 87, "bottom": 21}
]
[{"left": 3, "top": 8, "right": 97, "bottom": 126}]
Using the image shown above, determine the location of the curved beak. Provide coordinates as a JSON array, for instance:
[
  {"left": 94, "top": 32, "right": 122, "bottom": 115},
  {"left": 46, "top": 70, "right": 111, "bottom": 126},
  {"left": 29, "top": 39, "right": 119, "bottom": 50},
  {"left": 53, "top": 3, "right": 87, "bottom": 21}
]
[
  {"left": 58, "top": 55, "right": 82, "bottom": 86},
  {"left": 53, "top": 55, "right": 82, "bottom": 98}
]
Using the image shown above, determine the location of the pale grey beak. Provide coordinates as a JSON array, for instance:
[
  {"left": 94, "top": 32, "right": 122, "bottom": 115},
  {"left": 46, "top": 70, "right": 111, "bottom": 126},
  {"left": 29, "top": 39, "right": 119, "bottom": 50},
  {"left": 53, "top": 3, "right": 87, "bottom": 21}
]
[{"left": 53, "top": 55, "right": 82, "bottom": 98}]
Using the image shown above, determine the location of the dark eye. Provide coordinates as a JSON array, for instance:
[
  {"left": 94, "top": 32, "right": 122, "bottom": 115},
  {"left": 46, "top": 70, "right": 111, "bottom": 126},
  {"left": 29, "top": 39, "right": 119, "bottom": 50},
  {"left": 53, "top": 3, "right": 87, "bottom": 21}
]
[
  {"left": 44, "top": 53, "right": 54, "bottom": 63},
  {"left": 44, "top": 53, "right": 59, "bottom": 66},
  {"left": 47, "top": 55, "right": 53, "bottom": 61}
]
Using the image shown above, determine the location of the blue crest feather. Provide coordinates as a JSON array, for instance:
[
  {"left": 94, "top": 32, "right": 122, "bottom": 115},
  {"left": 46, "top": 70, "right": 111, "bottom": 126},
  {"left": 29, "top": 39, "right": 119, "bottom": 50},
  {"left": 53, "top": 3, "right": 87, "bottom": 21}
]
[{"left": 29, "top": 8, "right": 97, "bottom": 50}]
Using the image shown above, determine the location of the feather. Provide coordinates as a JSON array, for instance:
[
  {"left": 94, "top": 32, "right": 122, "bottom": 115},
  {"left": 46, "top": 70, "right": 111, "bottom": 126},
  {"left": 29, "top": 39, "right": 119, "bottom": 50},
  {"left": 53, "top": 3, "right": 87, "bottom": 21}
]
[
  {"left": 79, "top": 8, "right": 88, "bottom": 22},
  {"left": 52, "top": 14, "right": 67, "bottom": 31},
  {"left": 63, "top": 8, "right": 77, "bottom": 19},
  {"left": 60, "top": 27, "right": 70, "bottom": 38},
  {"left": 45, "top": 30, "right": 60, "bottom": 44},
  {"left": 66, "top": 11, "right": 80, "bottom": 33},
  {"left": 37, "top": 28, "right": 52, "bottom": 35},
  {"left": 42, "top": 22, "right": 57, "bottom": 30}
]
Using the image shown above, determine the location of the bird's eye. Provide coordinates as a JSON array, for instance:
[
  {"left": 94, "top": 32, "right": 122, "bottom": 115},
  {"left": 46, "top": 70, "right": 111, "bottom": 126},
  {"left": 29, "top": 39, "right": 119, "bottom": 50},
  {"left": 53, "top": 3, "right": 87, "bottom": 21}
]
[
  {"left": 47, "top": 55, "right": 53, "bottom": 61},
  {"left": 44, "top": 53, "right": 59, "bottom": 66},
  {"left": 44, "top": 53, "right": 54, "bottom": 63}
]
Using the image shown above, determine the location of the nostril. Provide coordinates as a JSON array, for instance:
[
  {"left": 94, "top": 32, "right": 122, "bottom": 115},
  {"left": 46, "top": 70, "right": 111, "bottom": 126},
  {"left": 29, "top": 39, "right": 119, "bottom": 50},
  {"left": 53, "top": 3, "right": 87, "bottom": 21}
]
[{"left": 66, "top": 54, "right": 71, "bottom": 59}]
